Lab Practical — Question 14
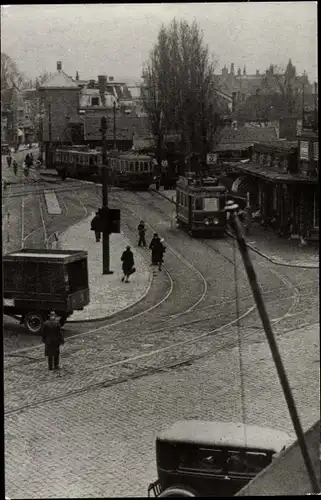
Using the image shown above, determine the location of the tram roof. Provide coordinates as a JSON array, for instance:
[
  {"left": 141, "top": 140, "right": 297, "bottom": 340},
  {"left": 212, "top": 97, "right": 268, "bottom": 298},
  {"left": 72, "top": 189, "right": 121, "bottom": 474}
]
[
  {"left": 116, "top": 153, "right": 152, "bottom": 160},
  {"left": 56, "top": 148, "right": 100, "bottom": 155}
]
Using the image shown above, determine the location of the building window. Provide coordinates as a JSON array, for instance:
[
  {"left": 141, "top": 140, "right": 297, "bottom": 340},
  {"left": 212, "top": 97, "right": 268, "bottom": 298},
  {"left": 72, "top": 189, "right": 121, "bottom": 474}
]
[{"left": 91, "top": 97, "right": 99, "bottom": 106}]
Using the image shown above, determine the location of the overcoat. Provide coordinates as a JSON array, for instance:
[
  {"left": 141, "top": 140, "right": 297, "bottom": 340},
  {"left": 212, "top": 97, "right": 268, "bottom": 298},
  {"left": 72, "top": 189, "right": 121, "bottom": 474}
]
[
  {"left": 42, "top": 319, "right": 64, "bottom": 357},
  {"left": 121, "top": 249, "right": 134, "bottom": 274}
]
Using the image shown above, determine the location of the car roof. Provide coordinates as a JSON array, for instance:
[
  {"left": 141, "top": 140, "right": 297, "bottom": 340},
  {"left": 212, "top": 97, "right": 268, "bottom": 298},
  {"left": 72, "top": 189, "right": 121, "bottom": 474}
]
[{"left": 157, "top": 420, "right": 293, "bottom": 452}]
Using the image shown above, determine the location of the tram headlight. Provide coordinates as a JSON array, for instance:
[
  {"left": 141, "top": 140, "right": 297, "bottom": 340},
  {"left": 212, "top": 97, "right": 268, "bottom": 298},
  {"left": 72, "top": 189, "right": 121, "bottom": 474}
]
[
  {"left": 204, "top": 218, "right": 210, "bottom": 225},
  {"left": 213, "top": 217, "right": 219, "bottom": 225}
]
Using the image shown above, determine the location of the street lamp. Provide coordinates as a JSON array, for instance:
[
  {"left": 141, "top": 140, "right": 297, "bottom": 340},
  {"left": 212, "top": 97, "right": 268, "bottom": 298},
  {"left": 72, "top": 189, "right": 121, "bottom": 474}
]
[{"left": 100, "top": 116, "right": 113, "bottom": 275}]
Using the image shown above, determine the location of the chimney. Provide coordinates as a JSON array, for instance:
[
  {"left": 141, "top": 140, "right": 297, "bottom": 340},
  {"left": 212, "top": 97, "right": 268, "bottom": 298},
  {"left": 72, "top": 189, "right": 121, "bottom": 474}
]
[
  {"left": 237, "top": 67, "right": 241, "bottom": 77},
  {"left": 76, "top": 71, "right": 79, "bottom": 81},
  {"left": 243, "top": 65, "right": 246, "bottom": 76},
  {"left": 230, "top": 63, "right": 234, "bottom": 75},
  {"left": 98, "top": 75, "right": 107, "bottom": 107},
  {"left": 57, "top": 61, "right": 62, "bottom": 71},
  {"left": 256, "top": 69, "right": 260, "bottom": 76}
]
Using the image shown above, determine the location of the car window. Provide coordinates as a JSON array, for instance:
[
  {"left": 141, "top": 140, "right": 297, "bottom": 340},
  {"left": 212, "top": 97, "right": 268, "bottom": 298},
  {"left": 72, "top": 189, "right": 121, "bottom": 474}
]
[
  {"left": 227, "top": 450, "right": 270, "bottom": 475},
  {"left": 180, "top": 448, "right": 224, "bottom": 473}
]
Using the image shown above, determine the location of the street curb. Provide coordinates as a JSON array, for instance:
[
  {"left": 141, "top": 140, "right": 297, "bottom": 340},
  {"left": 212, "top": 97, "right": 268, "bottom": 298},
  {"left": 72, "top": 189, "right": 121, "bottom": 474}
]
[
  {"left": 58, "top": 214, "right": 154, "bottom": 324},
  {"left": 150, "top": 188, "right": 319, "bottom": 270}
]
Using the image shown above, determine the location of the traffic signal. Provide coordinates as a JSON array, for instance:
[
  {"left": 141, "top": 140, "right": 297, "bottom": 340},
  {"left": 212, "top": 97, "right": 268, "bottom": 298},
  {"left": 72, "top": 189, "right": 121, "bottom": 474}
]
[{"left": 98, "top": 207, "right": 121, "bottom": 234}]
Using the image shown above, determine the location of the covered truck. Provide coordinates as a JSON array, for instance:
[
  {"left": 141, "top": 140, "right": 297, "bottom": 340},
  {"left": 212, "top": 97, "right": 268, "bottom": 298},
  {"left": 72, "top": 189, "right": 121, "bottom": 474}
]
[{"left": 3, "top": 249, "right": 90, "bottom": 334}]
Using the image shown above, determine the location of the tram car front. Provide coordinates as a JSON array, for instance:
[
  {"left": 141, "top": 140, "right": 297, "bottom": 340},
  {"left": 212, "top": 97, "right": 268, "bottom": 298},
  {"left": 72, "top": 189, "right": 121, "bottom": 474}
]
[{"left": 176, "top": 174, "right": 228, "bottom": 237}]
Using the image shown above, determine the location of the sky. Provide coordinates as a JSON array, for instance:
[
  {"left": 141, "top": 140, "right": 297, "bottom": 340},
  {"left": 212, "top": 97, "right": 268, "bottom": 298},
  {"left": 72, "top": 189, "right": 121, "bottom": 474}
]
[{"left": 1, "top": 2, "right": 318, "bottom": 83}]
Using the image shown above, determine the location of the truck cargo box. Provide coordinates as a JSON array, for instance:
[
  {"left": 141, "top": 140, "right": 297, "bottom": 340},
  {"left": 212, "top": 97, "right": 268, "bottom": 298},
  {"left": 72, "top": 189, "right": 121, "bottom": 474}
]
[{"left": 3, "top": 249, "right": 89, "bottom": 302}]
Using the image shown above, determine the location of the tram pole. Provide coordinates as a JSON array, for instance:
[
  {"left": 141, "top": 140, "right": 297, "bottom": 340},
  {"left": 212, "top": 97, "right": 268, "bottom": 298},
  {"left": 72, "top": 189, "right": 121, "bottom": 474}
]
[
  {"left": 113, "top": 101, "right": 116, "bottom": 150},
  {"left": 101, "top": 116, "right": 113, "bottom": 275},
  {"left": 225, "top": 200, "right": 320, "bottom": 494}
]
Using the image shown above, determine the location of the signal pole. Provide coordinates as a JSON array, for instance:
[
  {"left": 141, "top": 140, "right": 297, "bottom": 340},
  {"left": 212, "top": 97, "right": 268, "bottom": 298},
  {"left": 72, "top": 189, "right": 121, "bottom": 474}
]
[
  {"left": 113, "top": 101, "right": 116, "bottom": 150},
  {"left": 100, "top": 116, "right": 113, "bottom": 275}
]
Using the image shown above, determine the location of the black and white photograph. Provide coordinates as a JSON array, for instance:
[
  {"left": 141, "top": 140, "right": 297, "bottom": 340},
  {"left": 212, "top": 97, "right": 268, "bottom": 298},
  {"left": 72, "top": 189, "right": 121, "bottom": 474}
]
[{"left": 1, "top": 2, "right": 319, "bottom": 497}]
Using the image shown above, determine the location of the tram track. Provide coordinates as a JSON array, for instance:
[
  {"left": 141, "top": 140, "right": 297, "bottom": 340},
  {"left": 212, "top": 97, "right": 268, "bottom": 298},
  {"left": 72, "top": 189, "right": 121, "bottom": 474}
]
[{"left": 4, "top": 182, "right": 318, "bottom": 416}]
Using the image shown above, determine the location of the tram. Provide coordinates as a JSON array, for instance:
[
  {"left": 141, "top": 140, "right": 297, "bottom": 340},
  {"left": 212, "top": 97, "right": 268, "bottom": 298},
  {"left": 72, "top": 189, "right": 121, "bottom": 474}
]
[
  {"left": 53, "top": 147, "right": 154, "bottom": 189},
  {"left": 176, "top": 174, "right": 228, "bottom": 237},
  {"left": 54, "top": 147, "right": 102, "bottom": 180},
  {"left": 107, "top": 151, "right": 154, "bottom": 190}
]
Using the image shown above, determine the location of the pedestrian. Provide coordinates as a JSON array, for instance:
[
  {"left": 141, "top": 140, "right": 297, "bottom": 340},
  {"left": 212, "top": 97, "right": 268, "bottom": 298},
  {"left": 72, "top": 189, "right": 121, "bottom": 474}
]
[
  {"left": 90, "top": 212, "right": 101, "bottom": 242},
  {"left": 158, "top": 238, "right": 166, "bottom": 271},
  {"left": 121, "top": 245, "right": 135, "bottom": 283},
  {"left": 137, "top": 220, "right": 147, "bottom": 247},
  {"left": 149, "top": 233, "right": 162, "bottom": 267},
  {"left": 42, "top": 311, "right": 64, "bottom": 371},
  {"left": 6, "top": 154, "right": 12, "bottom": 167},
  {"left": 13, "top": 159, "right": 18, "bottom": 176},
  {"left": 23, "top": 163, "right": 29, "bottom": 177},
  {"left": 29, "top": 152, "right": 34, "bottom": 165}
]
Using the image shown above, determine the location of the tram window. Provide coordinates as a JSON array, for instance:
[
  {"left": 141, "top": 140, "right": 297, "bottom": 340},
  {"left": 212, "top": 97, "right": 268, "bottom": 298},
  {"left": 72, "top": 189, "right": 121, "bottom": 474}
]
[
  {"left": 204, "top": 198, "right": 218, "bottom": 211},
  {"left": 89, "top": 157, "right": 94, "bottom": 166},
  {"left": 194, "top": 198, "right": 203, "bottom": 210}
]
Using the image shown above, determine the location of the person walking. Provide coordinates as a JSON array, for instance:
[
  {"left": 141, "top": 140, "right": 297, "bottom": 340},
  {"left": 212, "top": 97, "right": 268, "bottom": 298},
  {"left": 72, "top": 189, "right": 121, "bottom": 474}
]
[
  {"left": 137, "top": 220, "right": 147, "bottom": 247},
  {"left": 149, "top": 233, "right": 162, "bottom": 266},
  {"left": 6, "top": 154, "right": 12, "bottom": 168},
  {"left": 90, "top": 212, "right": 101, "bottom": 242},
  {"left": 13, "top": 159, "right": 18, "bottom": 176},
  {"left": 121, "top": 245, "right": 135, "bottom": 283},
  {"left": 42, "top": 311, "right": 65, "bottom": 371},
  {"left": 158, "top": 238, "right": 166, "bottom": 271}
]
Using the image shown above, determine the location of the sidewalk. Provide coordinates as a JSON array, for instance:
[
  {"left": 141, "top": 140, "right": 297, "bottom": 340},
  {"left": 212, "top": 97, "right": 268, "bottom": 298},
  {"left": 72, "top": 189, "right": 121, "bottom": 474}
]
[
  {"left": 152, "top": 187, "right": 319, "bottom": 269},
  {"left": 59, "top": 214, "right": 153, "bottom": 321}
]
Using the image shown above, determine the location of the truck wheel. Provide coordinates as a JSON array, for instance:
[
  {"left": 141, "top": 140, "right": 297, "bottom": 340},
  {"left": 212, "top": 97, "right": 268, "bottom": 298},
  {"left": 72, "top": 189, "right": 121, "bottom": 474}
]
[
  {"left": 159, "top": 486, "right": 196, "bottom": 497},
  {"left": 24, "top": 311, "right": 44, "bottom": 335}
]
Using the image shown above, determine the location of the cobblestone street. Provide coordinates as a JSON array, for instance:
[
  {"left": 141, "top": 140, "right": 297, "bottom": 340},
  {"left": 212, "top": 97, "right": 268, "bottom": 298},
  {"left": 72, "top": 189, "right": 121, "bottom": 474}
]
[{"left": 5, "top": 323, "right": 319, "bottom": 498}]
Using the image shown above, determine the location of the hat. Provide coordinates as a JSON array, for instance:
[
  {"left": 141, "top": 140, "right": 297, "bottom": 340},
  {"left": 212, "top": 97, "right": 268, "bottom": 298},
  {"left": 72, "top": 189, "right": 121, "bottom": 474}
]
[
  {"left": 153, "top": 233, "right": 158, "bottom": 237},
  {"left": 126, "top": 245, "right": 131, "bottom": 250}
]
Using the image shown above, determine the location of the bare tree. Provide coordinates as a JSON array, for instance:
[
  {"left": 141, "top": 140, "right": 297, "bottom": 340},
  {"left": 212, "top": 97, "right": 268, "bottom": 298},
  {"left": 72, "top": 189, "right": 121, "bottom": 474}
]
[
  {"left": 141, "top": 19, "right": 220, "bottom": 161},
  {"left": 1, "top": 52, "right": 24, "bottom": 90}
]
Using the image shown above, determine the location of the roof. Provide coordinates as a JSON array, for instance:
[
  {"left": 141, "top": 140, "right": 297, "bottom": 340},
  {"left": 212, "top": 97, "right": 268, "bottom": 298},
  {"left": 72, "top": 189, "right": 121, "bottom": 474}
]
[
  {"left": 253, "top": 140, "right": 298, "bottom": 153},
  {"left": 236, "top": 420, "right": 320, "bottom": 495},
  {"left": 216, "top": 125, "right": 277, "bottom": 145},
  {"left": 4, "top": 248, "right": 88, "bottom": 264},
  {"left": 38, "top": 70, "right": 79, "bottom": 90},
  {"left": 79, "top": 88, "right": 116, "bottom": 108},
  {"left": 232, "top": 161, "right": 317, "bottom": 184},
  {"left": 157, "top": 420, "right": 293, "bottom": 452},
  {"left": 214, "top": 142, "right": 254, "bottom": 152}
]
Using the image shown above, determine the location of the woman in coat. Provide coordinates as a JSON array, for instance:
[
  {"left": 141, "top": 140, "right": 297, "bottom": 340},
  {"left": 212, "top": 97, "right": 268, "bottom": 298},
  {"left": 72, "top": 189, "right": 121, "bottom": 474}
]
[
  {"left": 149, "top": 233, "right": 161, "bottom": 266},
  {"left": 121, "top": 245, "right": 135, "bottom": 283},
  {"left": 42, "top": 311, "right": 65, "bottom": 371}
]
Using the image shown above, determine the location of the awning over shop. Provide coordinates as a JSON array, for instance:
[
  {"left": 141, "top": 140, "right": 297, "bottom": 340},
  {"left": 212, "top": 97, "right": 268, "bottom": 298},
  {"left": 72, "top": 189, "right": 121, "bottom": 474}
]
[
  {"left": 231, "top": 162, "right": 318, "bottom": 184},
  {"left": 214, "top": 142, "right": 254, "bottom": 152}
]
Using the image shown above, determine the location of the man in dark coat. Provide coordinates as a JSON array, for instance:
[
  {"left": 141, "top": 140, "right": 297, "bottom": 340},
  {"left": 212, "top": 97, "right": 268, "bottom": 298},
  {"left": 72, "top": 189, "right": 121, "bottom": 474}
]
[
  {"left": 149, "top": 233, "right": 162, "bottom": 267},
  {"left": 42, "top": 311, "right": 64, "bottom": 371},
  {"left": 121, "top": 245, "right": 135, "bottom": 283},
  {"left": 137, "top": 220, "right": 147, "bottom": 247},
  {"left": 91, "top": 212, "right": 101, "bottom": 242}
]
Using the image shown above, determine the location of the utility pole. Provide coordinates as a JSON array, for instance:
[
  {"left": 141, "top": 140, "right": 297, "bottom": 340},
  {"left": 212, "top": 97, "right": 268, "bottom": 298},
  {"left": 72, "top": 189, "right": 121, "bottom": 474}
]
[
  {"left": 48, "top": 103, "right": 52, "bottom": 169},
  {"left": 100, "top": 116, "right": 113, "bottom": 275},
  {"left": 225, "top": 200, "right": 320, "bottom": 494},
  {"left": 113, "top": 100, "right": 116, "bottom": 150}
]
